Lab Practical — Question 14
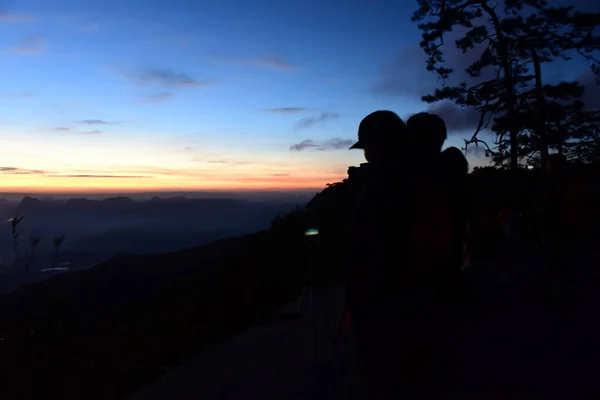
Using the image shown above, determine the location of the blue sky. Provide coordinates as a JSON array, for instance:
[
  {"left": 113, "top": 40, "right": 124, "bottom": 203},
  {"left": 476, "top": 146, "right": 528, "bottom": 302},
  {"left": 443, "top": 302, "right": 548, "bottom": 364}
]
[{"left": 0, "top": 0, "right": 596, "bottom": 191}]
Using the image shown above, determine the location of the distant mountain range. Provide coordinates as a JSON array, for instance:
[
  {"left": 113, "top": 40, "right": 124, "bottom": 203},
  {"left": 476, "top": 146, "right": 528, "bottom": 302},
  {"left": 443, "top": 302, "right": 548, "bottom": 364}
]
[
  {"left": 0, "top": 194, "right": 310, "bottom": 293},
  {"left": 11, "top": 194, "right": 306, "bottom": 234},
  {"left": 0, "top": 190, "right": 318, "bottom": 203}
]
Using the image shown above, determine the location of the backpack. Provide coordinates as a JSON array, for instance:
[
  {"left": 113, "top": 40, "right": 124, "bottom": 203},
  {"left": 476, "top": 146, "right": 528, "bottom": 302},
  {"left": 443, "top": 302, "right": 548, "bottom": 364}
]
[{"left": 405, "top": 173, "right": 454, "bottom": 277}]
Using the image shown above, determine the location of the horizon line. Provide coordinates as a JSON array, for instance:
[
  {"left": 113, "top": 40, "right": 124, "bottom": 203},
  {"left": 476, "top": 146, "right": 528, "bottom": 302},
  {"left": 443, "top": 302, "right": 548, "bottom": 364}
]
[{"left": 0, "top": 187, "right": 323, "bottom": 195}]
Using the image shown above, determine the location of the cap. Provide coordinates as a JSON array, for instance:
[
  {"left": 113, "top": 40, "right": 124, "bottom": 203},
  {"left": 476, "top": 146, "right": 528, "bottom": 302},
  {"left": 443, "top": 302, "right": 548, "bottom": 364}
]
[{"left": 349, "top": 110, "right": 406, "bottom": 150}]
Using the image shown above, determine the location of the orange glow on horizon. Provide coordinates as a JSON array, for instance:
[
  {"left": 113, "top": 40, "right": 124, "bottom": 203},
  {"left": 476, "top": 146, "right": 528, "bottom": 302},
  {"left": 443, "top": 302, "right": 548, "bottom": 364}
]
[
  {"left": 0, "top": 133, "right": 358, "bottom": 193},
  {"left": 0, "top": 173, "right": 342, "bottom": 193}
]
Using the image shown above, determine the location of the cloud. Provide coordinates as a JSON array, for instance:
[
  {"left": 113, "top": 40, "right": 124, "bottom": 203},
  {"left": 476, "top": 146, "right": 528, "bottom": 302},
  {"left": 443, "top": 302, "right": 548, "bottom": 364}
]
[
  {"left": 219, "top": 55, "right": 295, "bottom": 71},
  {"left": 290, "top": 140, "right": 318, "bottom": 151},
  {"left": 130, "top": 68, "right": 215, "bottom": 88},
  {"left": 465, "top": 144, "right": 487, "bottom": 158},
  {"left": 54, "top": 127, "right": 71, "bottom": 131},
  {"left": 263, "top": 107, "right": 310, "bottom": 114},
  {"left": 424, "top": 101, "right": 481, "bottom": 133},
  {"left": 184, "top": 146, "right": 193, "bottom": 150},
  {"left": 371, "top": 46, "right": 432, "bottom": 97},
  {"left": 0, "top": 10, "right": 37, "bottom": 23},
  {"left": 1, "top": 92, "right": 34, "bottom": 98},
  {"left": 0, "top": 166, "right": 45, "bottom": 175},
  {"left": 372, "top": 28, "right": 495, "bottom": 99},
  {"left": 137, "top": 92, "right": 173, "bottom": 104},
  {"left": 270, "top": 173, "right": 290, "bottom": 177},
  {"left": 48, "top": 174, "right": 152, "bottom": 178},
  {"left": 295, "top": 112, "right": 340, "bottom": 130},
  {"left": 75, "top": 119, "right": 110, "bottom": 125},
  {"left": 204, "top": 159, "right": 253, "bottom": 165},
  {"left": 290, "top": 137, "right": 354, "bottom": 152},
  {"left": 79, "top": 130, "right": 102, "bottom": 134},
  {"left": 13, "top": 36, "right": 44, "bottom": 54}
]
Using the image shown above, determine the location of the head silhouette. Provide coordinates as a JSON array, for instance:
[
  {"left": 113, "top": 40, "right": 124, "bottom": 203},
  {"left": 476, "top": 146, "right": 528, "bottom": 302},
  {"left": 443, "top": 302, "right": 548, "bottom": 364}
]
[
  {"left": 350, "top": 110, "right": 408, "bottom": 163},
  {"left": 407, "top": 112, "right": 447, "bottom": 159},
  {"left": 440, "top": 146, "right": 469, "bottom": 176}
]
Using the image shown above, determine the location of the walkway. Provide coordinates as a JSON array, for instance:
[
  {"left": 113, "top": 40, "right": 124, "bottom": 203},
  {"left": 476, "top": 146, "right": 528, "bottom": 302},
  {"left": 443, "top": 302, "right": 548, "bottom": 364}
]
[{"left": 130, "top": 248, "right": 600, "bottom": 399}]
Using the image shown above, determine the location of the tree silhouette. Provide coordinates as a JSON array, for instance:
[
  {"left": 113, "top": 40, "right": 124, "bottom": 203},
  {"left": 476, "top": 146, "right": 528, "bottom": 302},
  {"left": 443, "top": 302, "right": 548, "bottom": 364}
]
[
  {"left": 53, "top": 234, "right": 66, "bottom": 267},
  {"left": 491, "top": 82, "right": 589, "bottom": 166},
  {"left": 495, "top": 2, "right": 600, "bottom": 166},
  {"left": 412, "top": 0, "right": 600, "bottom": 169},
  {"left": 561, "top": 107, "right": 600, "bottom": 163},
  {"left": 8, "top": 216, "right": 24, "bottom": 266}
]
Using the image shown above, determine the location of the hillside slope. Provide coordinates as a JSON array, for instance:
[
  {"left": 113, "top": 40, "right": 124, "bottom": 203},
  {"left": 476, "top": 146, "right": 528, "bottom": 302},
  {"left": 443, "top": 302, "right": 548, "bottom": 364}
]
[{"left": 0, "top": 207, "right": 328, "bottom": 400}]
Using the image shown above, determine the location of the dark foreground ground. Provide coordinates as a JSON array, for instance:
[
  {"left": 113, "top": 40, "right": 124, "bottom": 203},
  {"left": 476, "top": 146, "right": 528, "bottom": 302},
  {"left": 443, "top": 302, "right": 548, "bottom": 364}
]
[{"left": 130, "top": 247, "right": 600, "bottom": 399}]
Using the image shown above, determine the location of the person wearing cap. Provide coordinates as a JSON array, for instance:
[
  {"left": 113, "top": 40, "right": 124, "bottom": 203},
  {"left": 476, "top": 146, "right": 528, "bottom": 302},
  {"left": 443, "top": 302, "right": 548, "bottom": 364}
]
[
  {"left": 345, "top": 110, "right": 414, "bottom": 397},
  {"left": 348, "top": 110, "right": 468, "bottom": 398},
  {"left": 343, "top": 110, "right": 408, "bottom": 215},
  {"left": 349, "top": 109, "right": 407, "bottom": 162}
]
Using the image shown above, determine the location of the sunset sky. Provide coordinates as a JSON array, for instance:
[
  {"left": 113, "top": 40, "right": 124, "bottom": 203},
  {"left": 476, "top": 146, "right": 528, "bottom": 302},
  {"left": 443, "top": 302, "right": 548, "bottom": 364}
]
[{"left": 1, "top": 0, "right": 598, "bottom": 192}]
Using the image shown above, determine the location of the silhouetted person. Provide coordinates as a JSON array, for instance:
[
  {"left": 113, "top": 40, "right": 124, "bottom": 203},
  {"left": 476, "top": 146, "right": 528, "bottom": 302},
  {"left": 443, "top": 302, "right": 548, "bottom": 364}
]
[
  {"left": 407, "top": 113, "right": 469, "bottom": 288},
  {"left": 403, "top": 112, "right": 470, "bottom": 395},
  {"left": 347, "top": 110, "right": 469, "bottom": 398},
  {"left": 407, "top": 112, "right": 447, "bottom": 158},
  {"left": 439, "top": 145, "right": 470, "bottom": 274},
  {"left": 346, "top": 110, "right": 412, "bottom": 398}
]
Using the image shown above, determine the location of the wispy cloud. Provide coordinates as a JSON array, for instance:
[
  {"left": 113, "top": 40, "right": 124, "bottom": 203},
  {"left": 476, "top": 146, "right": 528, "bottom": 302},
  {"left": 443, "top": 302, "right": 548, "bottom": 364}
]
[
  {"left": 204, "top": 159, "right": 253, "bottom": 165},
  {"left": 137, "top": 92, "right": 173, "bottom": 104},
  {"left": 13, "top": 36, "right": 44, "bottom": 54},
  {"left": 263, "top": 107, "right": 310, "bottom": 114},
  {"left": 78, "top": 130, "right": 102, "bottom": 134},
  {"left": 75, "top": 119, "right": 111, "bottom": 125},
  {"left": 48, "top": 174, "right": 152, "bottom": 178},
  {"left": 290, "top": 138, "right": 353, "bottom": 152},
  {"left": 54, "top": 127, "right": 71, "bottom": 131},
  {"left": 0, "top": 166, "right": 45, "bottom": 175},
  {"left": 0, "top": 10, "right": 37, "bottom": 23},
  {"left": 129, "top": 68, "right": 215, "bottom": 88},
  {"left": 215, "top": 55, "right": 295, "bottom": 71},
  {"left": 290, "top": 140, "right": 318, "bottom": 151},
  {"left": 2, "top": 92, "right": 34, "bottom": 98},
  {"left": 295, "top": 112, "right": 340, "bottom": 130}
]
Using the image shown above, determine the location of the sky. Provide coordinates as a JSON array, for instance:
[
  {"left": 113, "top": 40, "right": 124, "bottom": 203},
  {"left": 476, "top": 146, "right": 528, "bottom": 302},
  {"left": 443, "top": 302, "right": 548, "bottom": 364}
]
[{"left": 0, "top": 0, "right": 597, "bottom": 192}]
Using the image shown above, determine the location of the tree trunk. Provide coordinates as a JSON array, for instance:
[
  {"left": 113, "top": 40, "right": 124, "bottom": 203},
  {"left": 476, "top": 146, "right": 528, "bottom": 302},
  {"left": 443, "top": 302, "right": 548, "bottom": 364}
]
[
  {"left": 531, "top": 47, "right": 549, "bottom": 169},
  {"left": 482, "top": 3, "right": 519, "bottom": 170}
]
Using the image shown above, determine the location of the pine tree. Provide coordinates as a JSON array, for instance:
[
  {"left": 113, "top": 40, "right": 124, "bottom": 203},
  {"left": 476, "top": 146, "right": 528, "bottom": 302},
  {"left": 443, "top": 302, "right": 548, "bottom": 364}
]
[
  {"left": 503, "top": 1, "right": 600, "bottom": 166},
  {"left": 412, "top": 0, "right": 600, "bottom": 169}
]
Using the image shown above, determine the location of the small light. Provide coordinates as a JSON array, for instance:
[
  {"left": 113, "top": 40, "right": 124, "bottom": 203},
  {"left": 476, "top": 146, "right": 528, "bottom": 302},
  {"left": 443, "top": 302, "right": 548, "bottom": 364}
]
[{"left": 304, "top": 228, "right": 319, "bottom": 236}]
